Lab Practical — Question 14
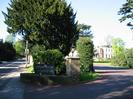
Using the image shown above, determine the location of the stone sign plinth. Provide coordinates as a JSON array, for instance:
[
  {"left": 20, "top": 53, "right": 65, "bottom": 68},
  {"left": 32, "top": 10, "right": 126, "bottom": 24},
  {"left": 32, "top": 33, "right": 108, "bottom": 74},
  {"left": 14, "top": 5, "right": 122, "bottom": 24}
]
[{"left": 65, "top": 57, "right": 80, "bottom": 77}]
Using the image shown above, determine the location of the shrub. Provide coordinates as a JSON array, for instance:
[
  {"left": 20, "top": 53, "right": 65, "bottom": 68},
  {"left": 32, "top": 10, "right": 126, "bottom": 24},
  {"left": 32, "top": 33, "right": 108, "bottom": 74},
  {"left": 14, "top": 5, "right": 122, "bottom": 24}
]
[
  {"left": 125, "top": 48, "right": 133, "bottom": 68},
  {"left": 76, "top": 37, "right": 94, "bottom": 72},
  {"left": 111, "top": 53, "right": 127, "bottom": 66},
  {"left": 31, "top": 44, "right": 46, "bottom": 64},
  {"left": 0, "top": 42, "right": 16, "bottom": 61},
  {"left": 42, "top": 49, "right": 64, "bottom": 67},
  {"left": 31, "top": 45, "right": 65, "bottom": 75},
  {"left": 42, "top": 49, "right": 65, "bottom": 75},
  {"left": 26, "top": 65, "right": 34, "bottom": 73}
]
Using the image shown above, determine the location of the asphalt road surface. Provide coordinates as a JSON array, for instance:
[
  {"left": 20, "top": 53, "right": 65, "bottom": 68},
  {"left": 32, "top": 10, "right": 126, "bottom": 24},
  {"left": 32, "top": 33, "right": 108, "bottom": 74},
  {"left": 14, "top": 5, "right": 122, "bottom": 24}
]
[
  {"left": 0, "top": 59, "right": 26, "bottom": 99},
  {"left": 24, "top": 65, "right": 133, "bottom": 99},
  {"left": 0, "top": 60, "right": 133, "bottom": 99}
]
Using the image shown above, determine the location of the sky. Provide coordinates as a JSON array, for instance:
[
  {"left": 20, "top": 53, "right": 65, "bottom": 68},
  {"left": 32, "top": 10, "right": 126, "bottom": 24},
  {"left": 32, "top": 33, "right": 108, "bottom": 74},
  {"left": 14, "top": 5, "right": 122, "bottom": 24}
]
[
  {"left": 0, "top": 0, "right": 9, "bottom": 40},
  {"left": 0, "top": 0, "right": 133, "bottom": 48}
]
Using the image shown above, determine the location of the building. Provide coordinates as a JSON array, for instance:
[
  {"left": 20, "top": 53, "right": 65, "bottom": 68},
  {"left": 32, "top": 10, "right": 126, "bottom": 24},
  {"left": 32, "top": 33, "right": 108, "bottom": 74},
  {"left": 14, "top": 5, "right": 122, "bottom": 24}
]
[{"left": 94, "top": 45, "right": 112, "bottom": 60}]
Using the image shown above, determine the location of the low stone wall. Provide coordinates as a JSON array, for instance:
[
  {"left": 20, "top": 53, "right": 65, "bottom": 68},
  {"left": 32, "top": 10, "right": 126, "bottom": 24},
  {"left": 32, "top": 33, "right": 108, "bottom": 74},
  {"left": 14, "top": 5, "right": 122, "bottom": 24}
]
[{"left": 20, "top": 73, "right": 79, "bottom": 85}]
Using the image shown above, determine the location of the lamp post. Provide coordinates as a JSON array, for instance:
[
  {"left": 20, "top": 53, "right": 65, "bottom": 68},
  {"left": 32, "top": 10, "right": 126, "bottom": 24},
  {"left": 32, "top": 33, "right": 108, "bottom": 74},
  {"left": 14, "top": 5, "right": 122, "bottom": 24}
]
[{"left": 25, "top": 40, "right": 29, "bottom": 67}]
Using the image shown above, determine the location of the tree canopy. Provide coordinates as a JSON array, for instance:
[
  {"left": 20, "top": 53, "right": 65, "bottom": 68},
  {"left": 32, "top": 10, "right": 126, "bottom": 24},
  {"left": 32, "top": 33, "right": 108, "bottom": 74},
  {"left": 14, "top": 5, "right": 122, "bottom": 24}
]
[
  {"left": 111, "top": 38, "right": 127, "bottom": 66},
  {"left": 3, "top": 0, "right": 79, "bottom": 55},
  {"left": 112, "top": 38, "right": 125, "bottom": 56},
  {"left": 14, "top": 40, "right": 25, "bottom": 56},
  {"left": 77, "top": 24, "right": 92, "bottom": 37},
  {"left": 118, "top": 0, "right": 133, "bottom": 29}
]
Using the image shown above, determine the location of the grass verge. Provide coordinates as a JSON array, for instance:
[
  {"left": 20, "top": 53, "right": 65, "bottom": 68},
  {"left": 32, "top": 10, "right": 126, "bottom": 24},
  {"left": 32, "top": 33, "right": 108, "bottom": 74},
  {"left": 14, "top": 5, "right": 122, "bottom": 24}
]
[
  {"left": 26, "top": 65, "right": 34, "bottom": 73},
  {"left": 20, "top": 72, "right": 99, "bottom": 85},
  {"left": 94, "top": 63, "right": 111, "bottom": 66},
  {"left": 80, "top": 72, "right": 99, "bottom": 81}
]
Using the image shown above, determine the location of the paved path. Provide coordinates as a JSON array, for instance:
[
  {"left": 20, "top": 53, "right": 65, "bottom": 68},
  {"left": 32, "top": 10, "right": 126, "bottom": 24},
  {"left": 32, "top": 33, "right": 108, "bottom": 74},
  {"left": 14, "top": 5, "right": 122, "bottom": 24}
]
[
  {"left": 24, "top": 65, "right": 133, "bottom": 99},
  {"left": 0, "top": 59, "right": 26, "bottom": 99}
]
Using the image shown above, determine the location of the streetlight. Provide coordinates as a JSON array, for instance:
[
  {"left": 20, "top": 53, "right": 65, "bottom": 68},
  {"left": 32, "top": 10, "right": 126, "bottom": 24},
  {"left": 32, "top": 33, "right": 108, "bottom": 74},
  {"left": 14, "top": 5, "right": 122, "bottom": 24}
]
[{"left": 25, "top": 40, "right": 29, "bottom": 67}]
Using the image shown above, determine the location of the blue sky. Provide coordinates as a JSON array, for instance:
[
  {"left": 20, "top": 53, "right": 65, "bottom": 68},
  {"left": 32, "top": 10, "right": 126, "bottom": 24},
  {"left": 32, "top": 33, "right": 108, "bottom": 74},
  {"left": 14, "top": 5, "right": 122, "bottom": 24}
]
[
  {"left": 0, "top": 0, "right": 9, "bottom": 40},
  {"left": 0, "top": 0, "right": 133, "bottom": 48}
]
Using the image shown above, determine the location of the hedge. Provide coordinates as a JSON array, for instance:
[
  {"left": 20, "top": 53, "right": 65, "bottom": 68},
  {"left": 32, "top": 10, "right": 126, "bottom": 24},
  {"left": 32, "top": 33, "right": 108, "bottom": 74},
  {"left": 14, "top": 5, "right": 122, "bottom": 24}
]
[{"left": 76, "top": 37, "right": 94, "bottom": 72}]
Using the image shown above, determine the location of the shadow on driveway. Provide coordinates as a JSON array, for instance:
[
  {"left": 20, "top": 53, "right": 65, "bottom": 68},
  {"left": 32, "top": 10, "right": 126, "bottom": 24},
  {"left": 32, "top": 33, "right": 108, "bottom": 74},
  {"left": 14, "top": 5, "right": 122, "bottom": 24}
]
[{"left": 23, "top": 68, "right": 133, "bottom": 99}]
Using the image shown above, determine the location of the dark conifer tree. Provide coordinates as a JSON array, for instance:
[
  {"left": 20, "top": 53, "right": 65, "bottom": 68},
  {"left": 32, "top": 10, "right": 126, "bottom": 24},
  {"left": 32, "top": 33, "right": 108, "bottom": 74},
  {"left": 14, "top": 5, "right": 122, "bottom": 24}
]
[
  {"left": 3, "top": 0, "right": 79, "bottom": 55},
  {"left": 118, "top": 0, "right": 133, "bottom": 29}
]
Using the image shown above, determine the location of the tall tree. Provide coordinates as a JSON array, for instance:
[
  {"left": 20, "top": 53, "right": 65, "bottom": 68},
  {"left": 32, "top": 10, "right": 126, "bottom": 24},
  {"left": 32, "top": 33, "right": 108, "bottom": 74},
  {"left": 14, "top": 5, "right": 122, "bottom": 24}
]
[
  {"left": 3, "top": 0, "right": 79, "bottom": 55},
  {"left": 118, "top": 0, "right": 133, "bottom": 29},
  {"left": 77, "top": 24, "right": 92, "bottom": 37},
  {"left": 111, "top": 38, "right": 127, "bottom": 66},
  {"left": 112, "top": 38, "right": 125, "bottom": 56}
]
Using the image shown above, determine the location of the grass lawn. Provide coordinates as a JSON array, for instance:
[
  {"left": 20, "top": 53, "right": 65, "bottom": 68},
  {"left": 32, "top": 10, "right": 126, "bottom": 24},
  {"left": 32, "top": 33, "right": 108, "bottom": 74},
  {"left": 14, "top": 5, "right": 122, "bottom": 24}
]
[
  {"left": 94, "top": 63, "right": 111, "bottom": 66},
  {"left": 26, "top": 65, "right": 34, "bottom": 73},
  {"left": 80, "top": 72, "right": 99, "bottom": 81}
]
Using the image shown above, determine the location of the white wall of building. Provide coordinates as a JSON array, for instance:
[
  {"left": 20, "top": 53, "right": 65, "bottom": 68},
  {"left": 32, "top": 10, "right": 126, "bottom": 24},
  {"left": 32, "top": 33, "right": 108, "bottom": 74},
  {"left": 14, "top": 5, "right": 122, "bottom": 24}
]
[{"left": 94, "top": 45, "right": 112, "bottom": 60}]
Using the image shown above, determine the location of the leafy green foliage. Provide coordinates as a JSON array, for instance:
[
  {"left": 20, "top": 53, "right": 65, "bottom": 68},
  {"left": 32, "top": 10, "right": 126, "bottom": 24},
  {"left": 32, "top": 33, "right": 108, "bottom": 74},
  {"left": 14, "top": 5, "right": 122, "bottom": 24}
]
[
  {"left": 0, "top": 42, "right": 16, "bottom": 61},
  {"left": 125, "top": 48, "right": 133, "bottom": 68},
  {"left": 14, "top": 40, "right": 25, "bottom": 56},
  {"left": 76, "top": 37, "right": 94, "bottom": 72},
  {"left": 26, "top": 66, "right": 34, "bottom": 73},
  {"left": 111, "top": 38, "right": 127, "bottom": 66},
  {"left": 44, "top": 50, "right": 64, "bottom": 66},
  {"left": 31, "top": 45, "right": 64, "bottom": 74},
  {"left": 31, "top": 45, "right": 46, "bottom": 64},
  {"left": 111, "top": 53, "right": 127, "bottom": 66},
  {"left": 3, "top": 0, "right": 79, "bottom": 55},
  {"left": 112, "top": 38, "right": 125, "bottom": 56},
  {"left": 111, "top": 38, "right": 133, "bottom": 67},
  {"left": 118, "top": 0, "right": 133, "bottom": 29},
  {"left": 80, "top": 72, "right": 98, "bottom": 81}
]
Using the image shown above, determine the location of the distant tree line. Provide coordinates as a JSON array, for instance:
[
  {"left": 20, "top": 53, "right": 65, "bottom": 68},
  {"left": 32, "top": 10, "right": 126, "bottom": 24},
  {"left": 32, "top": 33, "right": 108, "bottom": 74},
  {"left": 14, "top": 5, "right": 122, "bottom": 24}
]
[{"left": 111, "top": 38, "right": 133, "bottom": 68}]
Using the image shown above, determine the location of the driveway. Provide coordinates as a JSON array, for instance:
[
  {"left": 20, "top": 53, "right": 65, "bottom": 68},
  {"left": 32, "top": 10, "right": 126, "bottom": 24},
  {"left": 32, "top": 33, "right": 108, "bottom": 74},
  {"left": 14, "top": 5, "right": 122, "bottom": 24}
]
[
  {"left": 0, "top": 59, "right": 26, "bottom": 99},
  {"left": 24, "top": 65, "right": 133, "bottom": 99}
]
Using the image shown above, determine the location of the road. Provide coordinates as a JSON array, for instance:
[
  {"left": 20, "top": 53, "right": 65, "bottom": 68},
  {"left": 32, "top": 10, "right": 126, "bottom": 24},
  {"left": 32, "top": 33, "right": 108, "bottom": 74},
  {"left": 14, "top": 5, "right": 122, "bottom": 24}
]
[
  {"left": 24, "top": 65, "right": 133, "bottom": 99},
  {"left": 0, "top": 61, "right": 133, "bottom": 99},
  {"left": 0, "top": 59, "right": 26, "bottom": 99}
]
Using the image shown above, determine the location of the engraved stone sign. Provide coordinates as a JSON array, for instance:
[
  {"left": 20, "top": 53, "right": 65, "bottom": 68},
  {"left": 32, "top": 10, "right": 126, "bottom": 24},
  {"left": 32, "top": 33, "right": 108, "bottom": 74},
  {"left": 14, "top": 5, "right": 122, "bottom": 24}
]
[{"left": 34, "top": 64, "right": 55, "bottom": 75}]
